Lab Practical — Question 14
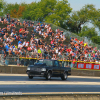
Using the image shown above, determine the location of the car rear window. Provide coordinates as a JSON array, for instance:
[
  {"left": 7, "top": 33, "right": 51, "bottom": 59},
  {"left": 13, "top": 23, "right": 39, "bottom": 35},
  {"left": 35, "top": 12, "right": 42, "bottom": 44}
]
[{"left": 38, "top": 60, "right": 53, "bottom": 66}]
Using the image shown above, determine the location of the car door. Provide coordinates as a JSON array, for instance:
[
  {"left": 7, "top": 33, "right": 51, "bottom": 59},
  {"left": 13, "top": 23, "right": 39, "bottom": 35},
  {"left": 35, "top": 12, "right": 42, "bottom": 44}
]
[{"left": 52, "top": 60, "right": 61, "bottom": 77}]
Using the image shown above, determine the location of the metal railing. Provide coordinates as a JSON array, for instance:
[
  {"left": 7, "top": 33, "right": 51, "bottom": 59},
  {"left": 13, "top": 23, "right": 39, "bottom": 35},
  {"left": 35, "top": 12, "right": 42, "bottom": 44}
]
[{"left": 5, "top": 56, "right": 19, "bottom": 65}]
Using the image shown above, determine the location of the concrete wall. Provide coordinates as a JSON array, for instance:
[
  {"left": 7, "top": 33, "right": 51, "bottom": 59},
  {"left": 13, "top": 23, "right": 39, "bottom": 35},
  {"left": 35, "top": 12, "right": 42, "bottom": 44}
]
[
  {"left": 0, "top": 65, "right": 100, "bottom": 76},
  {"left": 0, "top": 66, "right": 27, "bottom": 74},
  {"left": 71, "top": 69, "right": 100, "bottom": 77},
  {"left": 0, "top": 93, "right": 100, "bottom": 100}
]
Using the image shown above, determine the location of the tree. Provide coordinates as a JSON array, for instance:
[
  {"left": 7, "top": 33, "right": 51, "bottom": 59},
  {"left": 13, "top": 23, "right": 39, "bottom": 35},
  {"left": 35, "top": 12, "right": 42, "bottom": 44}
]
[
  {"left": 45, "top": 0, "right": 72, "bottom": 27},
  {"left": 92, "top": 36, "right": 100, "bottom": 44},
  {"left": 3, "top": 2, "right": 27, "bottom": 18},
  {"left": 79, "top": 26, "right": 97, "bottom": 38},
  {"left": 4, "top": 3, "right": 19, "bottom": 14},
  {"left": 10, "top": 9, "right": 17, "bottom": 18},
  {"left": 0, "top": 0, "right": 3, "bottom": 10},
  {"left": 22, "top": 0, "right": 57, "bottom": 21},
  {"left": 78, "top": 25, "right": 100, "bottom": 44},
  {"left": 10, "top": 5, "right": 25, "bottom": 18},
  {"left": 17, "top": 6, "right": 26, "bottom": 18},
  {"left": 92, "top": 9, "right": 100, "bottom": 31},
  {"left": 65, "top": 4, "right": 99, "bottom": 34},
  {"left": 0, "top": 0, "right": 6, "bottom": 16},
  {"left": 22, "top": 2, "right": 37, "bottom": 20},
  {"left": 39, "top": 0, "right": 57, "bottom": 18}
]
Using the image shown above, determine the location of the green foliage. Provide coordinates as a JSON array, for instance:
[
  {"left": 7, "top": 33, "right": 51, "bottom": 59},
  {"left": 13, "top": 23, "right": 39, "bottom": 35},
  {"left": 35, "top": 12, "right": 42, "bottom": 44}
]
[
  {"left": 92, "top": 36, "right": 100, "bottom": 44},
  {"left": 39, "top": 0, "right": 57, "bottom": 17},
  {"left": 3, "top": 2, "right": 27, "bottom": 16},
  {"left": 65, "top": 4, "right": 99, "bottom": 34},
  {"left": 0, "top": 0, "right": 3, "bottom": 10},
  {"left": 78, "top": 26, "right": 100, "bottom": 44},
  {"left": 0, "top": 0, "right": 5, "bottom": 16},
  {"left": 3, "top": 3, "right": 19, "bottom": 15},
  {"left": 22, "top": 2, "right": 37, "bottom": 20},
  {"left": 22, "top": 0, "right": 72, "bottom": 24},
  {"left": 45, "top": 0, "right": 72, "bottom": 26},
  {"left": 22, "top": 0, "right": 57, "bottom": 21},
  {"left": 2, "top": 0, "right": 72, "bottom": 23},
  {"left": 92, "top": 9, "right": 100, "bottom": 30},
  {"left": 79, "top": 26, "right": 97, "bottom": 38}
]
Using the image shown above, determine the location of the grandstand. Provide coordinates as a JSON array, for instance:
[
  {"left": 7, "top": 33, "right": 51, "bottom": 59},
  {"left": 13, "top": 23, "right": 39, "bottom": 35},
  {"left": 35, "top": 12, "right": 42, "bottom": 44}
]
[{"left": 0, "top": 16, "right": 100, "bottom": 66}]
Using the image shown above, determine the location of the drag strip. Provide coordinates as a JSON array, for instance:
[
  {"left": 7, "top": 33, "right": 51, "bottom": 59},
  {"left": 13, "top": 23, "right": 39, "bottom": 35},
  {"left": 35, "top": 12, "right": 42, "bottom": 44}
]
[
  {"left": 0, "top": 74, "right": 100, "bottom": 92},
  {"left": 0, "top": 84, "right": 100, "bottom": 92}
]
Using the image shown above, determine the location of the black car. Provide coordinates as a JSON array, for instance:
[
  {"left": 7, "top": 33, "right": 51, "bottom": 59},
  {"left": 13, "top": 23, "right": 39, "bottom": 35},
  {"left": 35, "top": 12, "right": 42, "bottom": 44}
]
[{"left": 26, "top": 59, "right": 71, "bottom": 80}]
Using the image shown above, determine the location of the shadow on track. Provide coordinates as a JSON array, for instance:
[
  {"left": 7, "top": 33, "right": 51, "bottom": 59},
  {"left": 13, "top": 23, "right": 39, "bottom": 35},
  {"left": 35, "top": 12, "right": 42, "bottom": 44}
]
[{"left": 0, "top": 76, "right": 100, "bottom": 82}]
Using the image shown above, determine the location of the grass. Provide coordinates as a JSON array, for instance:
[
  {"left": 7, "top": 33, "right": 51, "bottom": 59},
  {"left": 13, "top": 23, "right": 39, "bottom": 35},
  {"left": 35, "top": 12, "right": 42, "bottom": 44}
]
[{"left": 72, "top": 68, "right": 100, "bottom": 71}]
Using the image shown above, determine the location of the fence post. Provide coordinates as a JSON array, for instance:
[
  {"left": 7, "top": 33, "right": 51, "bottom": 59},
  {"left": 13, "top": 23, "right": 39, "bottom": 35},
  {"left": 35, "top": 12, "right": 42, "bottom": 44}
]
[{"left": 11, "top": 67, "right": 12, "bottom": 74}]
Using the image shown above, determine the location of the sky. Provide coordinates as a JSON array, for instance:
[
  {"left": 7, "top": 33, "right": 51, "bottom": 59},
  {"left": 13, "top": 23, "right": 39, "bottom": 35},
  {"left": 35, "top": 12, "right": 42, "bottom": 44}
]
[{"left": 5, "top": 0, "right": 100, "bottom": 11}]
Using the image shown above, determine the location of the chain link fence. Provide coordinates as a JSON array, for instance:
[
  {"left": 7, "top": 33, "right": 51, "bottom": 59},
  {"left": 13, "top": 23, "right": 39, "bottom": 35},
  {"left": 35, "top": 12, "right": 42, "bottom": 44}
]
[{"left": 3, "top": 55, "right": 77, "bottom": 69}]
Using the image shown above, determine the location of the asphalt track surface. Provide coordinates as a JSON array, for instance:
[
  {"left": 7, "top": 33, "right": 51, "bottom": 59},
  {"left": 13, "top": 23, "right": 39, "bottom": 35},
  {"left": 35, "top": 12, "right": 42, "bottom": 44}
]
[{"left": 0, "top": 74, "right": 100, "bottom": 93}]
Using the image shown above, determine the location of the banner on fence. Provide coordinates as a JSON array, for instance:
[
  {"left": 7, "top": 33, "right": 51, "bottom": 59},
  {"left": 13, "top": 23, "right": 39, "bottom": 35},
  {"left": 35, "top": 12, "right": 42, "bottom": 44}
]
[{"left": 77, "top": 62, "right": 100, "bottom": 70}]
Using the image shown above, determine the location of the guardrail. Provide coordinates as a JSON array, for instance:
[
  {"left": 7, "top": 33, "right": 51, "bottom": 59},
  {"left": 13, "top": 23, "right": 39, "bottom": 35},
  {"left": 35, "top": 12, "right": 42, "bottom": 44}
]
[{"left": 0, "top": 92, "right": 100, "bottom": 100}]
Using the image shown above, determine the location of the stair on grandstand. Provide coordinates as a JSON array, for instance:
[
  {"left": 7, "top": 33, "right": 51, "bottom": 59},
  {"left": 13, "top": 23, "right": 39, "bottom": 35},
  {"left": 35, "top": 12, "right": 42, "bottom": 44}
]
[{"left": 0, "top": 54, "right": 5, "bottom": 65}]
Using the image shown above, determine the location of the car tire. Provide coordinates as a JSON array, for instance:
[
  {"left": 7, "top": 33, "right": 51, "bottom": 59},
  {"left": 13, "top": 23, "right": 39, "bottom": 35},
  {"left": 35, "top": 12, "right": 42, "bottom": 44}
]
[
  {"left": 28, "top": 76, "right": 33, "bottom": 79},
  {"left": 46, "top": 72, "right": 51, "bottom": 80},
  {"left": 61, "top": 72, "right": 67, "bottom": 80}
]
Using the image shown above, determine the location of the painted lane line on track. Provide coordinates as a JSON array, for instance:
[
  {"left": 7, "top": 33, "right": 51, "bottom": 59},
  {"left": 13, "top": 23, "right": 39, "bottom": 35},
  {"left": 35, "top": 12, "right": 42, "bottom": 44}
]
[
  {"left": 0, "top": 81, "right": 100, "bottom": 85},
  {"left": 0, "top": 74, "right": 27, "bottom": 76},
  {"left": 22, "top": 92, "right": 100, "bottom": 95},
  {"left": 1, "top": 92, "right": 100, "bottom": 96}
]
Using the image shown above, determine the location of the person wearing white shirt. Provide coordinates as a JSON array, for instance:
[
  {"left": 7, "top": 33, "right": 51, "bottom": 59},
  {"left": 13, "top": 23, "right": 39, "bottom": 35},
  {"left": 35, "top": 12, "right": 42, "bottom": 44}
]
[
  {"left": 45, "top": 24, "right": 48, "bottom": 29},
  {"left": 55, "top": 48, "right": 58, "bottom": 54},
  {"left": 22, "top": 41, "right": 26, "bottom": 47},
  {"left": 26, "top": 42, "right": 29, "bottom": 47},
  {"left": 34, "top": 48, "right": 38, "bottom": 53},
  {"left": 52, "top": 56, "right": 56, "bottom": 60},
  {"left": 18, "top": 43, "right": 23, "bottom": 49}
]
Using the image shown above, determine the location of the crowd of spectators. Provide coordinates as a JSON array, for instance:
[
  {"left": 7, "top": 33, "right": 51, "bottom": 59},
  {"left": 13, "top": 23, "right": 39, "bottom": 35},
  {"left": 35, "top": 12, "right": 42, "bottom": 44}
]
[{"left": 0, "top": 14, "right": 100, "bottom": 67}]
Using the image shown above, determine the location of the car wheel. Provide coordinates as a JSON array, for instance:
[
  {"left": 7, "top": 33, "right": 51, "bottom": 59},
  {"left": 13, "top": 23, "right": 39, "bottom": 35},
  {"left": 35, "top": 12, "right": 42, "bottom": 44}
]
[
  {"left": 28, "top": 76, "right": 33, "bottom": 79},
  {"left": 46, "top": 72, "right": 51, "bottom": 80},
  {"left": 61, "top": 72, "right": 67, "bottom": 80}
]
